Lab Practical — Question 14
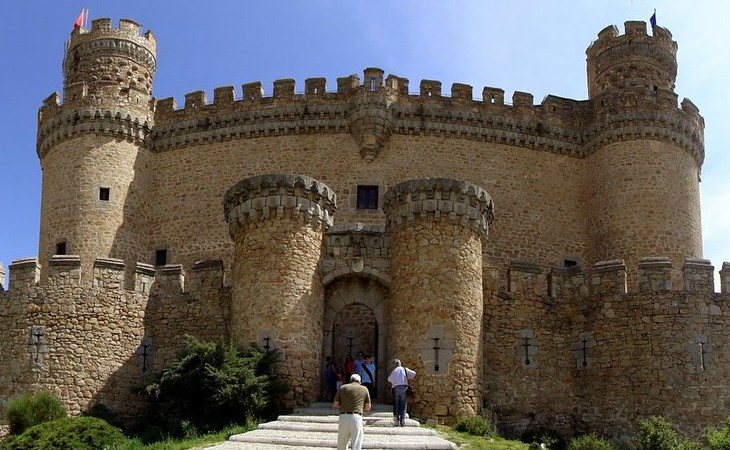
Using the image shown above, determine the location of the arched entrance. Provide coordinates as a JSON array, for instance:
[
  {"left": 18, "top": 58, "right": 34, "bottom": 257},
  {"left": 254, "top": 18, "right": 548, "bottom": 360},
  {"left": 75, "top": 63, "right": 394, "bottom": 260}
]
[{"left": 323, "top": 275, "right": 389, "bottom": 400}]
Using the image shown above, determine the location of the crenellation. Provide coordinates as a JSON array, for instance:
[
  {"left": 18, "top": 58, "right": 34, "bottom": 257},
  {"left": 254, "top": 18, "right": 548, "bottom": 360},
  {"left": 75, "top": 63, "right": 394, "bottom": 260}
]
[
  {"left": 118, "top": 18, "right": 142, "bottom": 35},
  {"left": 242, "top": 82, "right": 264, "bottom": 101},
  {"left": 213, "top": 86, "right": 235, "bottom": 105},
  {"left": 548, "top": 265, "right": 587, "bottom": 299},
  {"left": 363, "top": 68, "right": 384, "bottom": 91},
  {"left": 188, "top": 259, "right": 225, "bottom": 294},
  {"left": 683, "top": 258, "right": 714, "bottom": 294},
  {"left": 92, "top": 257, "right": 125, "bottom": 289},
  {"left": 624, "top": 20, "right": 647, "bottom": 36},
  {"left": 387, "top": 75, "right": 408, "bottom": 95},
  {"left": 482, "top": 87, "right": 505, "bottom": 105},
  {"left": 305, "top": 77, "right": 327, "bottom": 96},
  {"left": 508, "top": 260, "right": 545, "bottom": 296},
  {"left": 337, "top": 75, "right": 359, "bottom": 94},
  {"left": 0, "top": 262, "right": 5, "bottom": 290},
  {"left": 184, "top": 90, "right": 207, "bottom": 109},
  {"left": 273, "top": 78, "right": 295, "bottom": 99},
  {"left": 512, "top": 91, "right": 533, "bottom": 108},
  {"left": 590, "top": 259, "right": 627, "bottom": 295},
  {"left": 420, "top": 79, "right": 442, "bottom": 97},
  {"left": 47, "top": 255, "right": 82, "bottom": 286},
  {"left": 638, "top": 257, "right": 673, "bottom": 292},
  {"left": 8, "top": 258, "right": 40, "bottom": 290},
  {"left": 134, "top": 262, "right": 155, "bottom": 294},
  {"left": 720, "top": 263, "right": 730, "bottom": 294},
  {"left": 451, "top": 83, "right": 473, "bottom": 101},
  {"left": 155, "top": 264, "right": 185, "bottom": 293}
]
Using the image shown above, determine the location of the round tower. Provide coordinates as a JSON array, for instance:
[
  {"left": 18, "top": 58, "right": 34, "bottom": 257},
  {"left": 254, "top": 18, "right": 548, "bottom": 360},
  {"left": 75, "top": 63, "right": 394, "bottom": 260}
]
[
  {"left": 585, "top": 21, "right": 704, "bottom": 287},
  {"left": 224, "top": 174, "right": 336, "bottom": 407},
  {"left": 383, "top": 178, "right": 493, "bottom": 420},
  {"left": 37, "top": 18, "right": 156, "bottom": 280}
]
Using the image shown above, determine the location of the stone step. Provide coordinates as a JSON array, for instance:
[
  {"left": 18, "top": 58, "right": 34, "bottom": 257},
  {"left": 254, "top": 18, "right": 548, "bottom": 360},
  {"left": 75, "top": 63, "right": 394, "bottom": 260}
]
[
  {"left": 224, "top": 429, "right": 457, "bottom": 449},
  {"left": 258, "top": 420, "right": 435, "bottom": 435},
  {"left": 278, "top": 414, "right": 421, "bottom": 427}
]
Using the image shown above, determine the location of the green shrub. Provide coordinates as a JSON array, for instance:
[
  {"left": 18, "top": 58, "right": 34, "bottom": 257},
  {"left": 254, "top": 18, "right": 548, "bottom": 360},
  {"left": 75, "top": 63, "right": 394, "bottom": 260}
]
[
  {"left": 708, "top": 417, "right": 730, "bottom": 450},
  {"left": 636, "top": 416, "right": 702, "bottom": 450},
  {"left": 569, "top": 434, "right": 614, "bottom": 450},
  {"left": 521, "top": 426, "right": 567, "bottom": 450},
  {"left": 2, "top": 416, "right": 126, "bottom": 450},
  {"left": 453, "top": 415, "right": 494, "bottom": 437},
  {"left": 139, "top": 337, "right": 289, "bottom": 440},
  {"left": 5, "top": 391, "right": 67, "bottom": 435}
]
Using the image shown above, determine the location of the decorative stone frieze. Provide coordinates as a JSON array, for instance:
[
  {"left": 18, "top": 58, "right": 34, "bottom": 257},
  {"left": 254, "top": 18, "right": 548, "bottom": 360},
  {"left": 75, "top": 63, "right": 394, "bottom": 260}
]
[
  {"left": 382, "top": 178, "right": 494, "bottom": 236},
  {"left": 225, "top": 174, "right": 337, "bottom": 237}
]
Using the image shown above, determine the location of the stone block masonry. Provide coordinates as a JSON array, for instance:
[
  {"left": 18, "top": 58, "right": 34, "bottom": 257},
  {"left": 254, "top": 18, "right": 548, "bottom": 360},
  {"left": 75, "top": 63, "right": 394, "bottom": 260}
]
[{"left": 2, "top": 15, "right": 726, "bottom": 440}]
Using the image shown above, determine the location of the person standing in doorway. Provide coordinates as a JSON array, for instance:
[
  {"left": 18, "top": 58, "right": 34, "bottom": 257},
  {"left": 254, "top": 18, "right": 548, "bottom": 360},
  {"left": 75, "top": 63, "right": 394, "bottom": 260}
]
[
  {"left": 353, "top": 351, "right": 364, "bottom": 377},
  {"left": 387, "top": 359, "right": 415, "bottom": 427},
  {"left": 333, "top": 373, "right": 372, "bottom": 450},
  {"left": 361, "top": 354, "right": 376, "bottom": 399}
]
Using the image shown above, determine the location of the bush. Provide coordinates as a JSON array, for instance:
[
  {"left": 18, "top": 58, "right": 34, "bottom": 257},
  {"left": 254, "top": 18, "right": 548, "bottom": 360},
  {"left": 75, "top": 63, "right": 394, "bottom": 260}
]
[
  {"left": 636, "top": 416, "right": 702, "bottom": 450},
  {"left": 708, "top": 417, "right": 730, "bottom": 450},
  {"left": 453, "top": 415, "right": 494, "bottom": 437},
  {"left": 2, "top": 416, "right": 126, "bottom": 450},
  {"left": 521, "top": 427, "right": 567, "bottom": 450},
  {"left": 5, "top": 391, "right": 67, "bottom": 435},
  {"left": 139, "top": 337, "right": 289, "bottom": 439},
  {"left": 569, "top": 434, "right": 614, "bottom": 450}
]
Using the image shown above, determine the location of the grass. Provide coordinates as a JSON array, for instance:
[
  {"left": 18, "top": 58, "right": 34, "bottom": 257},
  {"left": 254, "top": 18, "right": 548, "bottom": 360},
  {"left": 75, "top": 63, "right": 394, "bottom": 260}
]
[
  {"left": 113, "top": 424, "right": 255, "bottom": 450},
  {"left": 435, "top": 425, "right": 530, "bottom": 450}
]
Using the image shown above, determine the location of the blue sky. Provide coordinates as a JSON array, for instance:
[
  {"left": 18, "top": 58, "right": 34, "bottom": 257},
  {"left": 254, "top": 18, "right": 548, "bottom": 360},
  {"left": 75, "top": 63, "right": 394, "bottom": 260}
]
[{"left": 1, "top": 1, "right": 728, "bottom": 288}]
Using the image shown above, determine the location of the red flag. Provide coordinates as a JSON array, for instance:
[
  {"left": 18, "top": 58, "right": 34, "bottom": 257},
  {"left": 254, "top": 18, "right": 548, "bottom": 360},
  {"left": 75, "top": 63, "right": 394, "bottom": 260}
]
[{"left": 73, "top": 9, "right": 88, "bottom": 30}]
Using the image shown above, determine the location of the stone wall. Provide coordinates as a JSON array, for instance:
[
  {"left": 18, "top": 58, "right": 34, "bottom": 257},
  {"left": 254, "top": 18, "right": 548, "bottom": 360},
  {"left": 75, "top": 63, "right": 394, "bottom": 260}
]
[{"left": 0, "top": 256, "right": 230, "bottom": 423}]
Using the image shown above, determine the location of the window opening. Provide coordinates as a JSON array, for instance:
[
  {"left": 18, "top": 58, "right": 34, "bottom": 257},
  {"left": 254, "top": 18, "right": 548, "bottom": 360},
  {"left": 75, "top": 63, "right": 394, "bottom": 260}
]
[
  {"left": 155, "top": 249, "right": 168, "bottom": 266},
  {"left": 55, "top": 241, "right": 67, "bottom": 255},
  {"left": 357, "top": 185, "right": 379, "bottom": 210},
  {"left": 99, "top": 187, "right": 110, "bottom": 201},
  {"left": 564, "top": 259, "right": 578, "bottom": 268}
]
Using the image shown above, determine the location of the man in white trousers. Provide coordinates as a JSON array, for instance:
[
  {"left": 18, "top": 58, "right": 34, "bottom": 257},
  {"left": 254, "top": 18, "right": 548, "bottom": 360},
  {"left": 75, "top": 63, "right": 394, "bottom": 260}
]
[{"left": 332, "top": 373, "right": 372, "bottom": 450}]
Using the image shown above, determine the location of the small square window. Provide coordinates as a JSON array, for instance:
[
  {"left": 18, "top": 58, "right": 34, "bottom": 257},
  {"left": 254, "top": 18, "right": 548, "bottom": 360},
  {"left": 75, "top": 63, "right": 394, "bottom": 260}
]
[
  {"left": 99, "top": 187, "right": 110, "bottom": 201},
  {"left": 155, "top": 249, "right": 168, "bottom": 266},
  {"left": 564, "top": 259, "right": 578, "bottom": 268},
  {"left": 55, "top": 241, "right": 67, "bottom": 255},
  {"left": 357, "top": 185, "right": 379, "bottom": 210}
]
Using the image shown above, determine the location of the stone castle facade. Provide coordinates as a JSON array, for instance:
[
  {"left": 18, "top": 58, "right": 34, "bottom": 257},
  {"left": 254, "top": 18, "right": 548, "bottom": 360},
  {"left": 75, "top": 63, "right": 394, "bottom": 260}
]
[{"left": 0, "top": 16, "right": 726, "bottom": 438}]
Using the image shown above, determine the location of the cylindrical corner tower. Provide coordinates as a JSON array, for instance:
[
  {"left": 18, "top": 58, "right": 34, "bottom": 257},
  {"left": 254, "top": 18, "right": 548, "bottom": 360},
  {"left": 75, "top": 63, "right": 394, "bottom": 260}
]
[
  {"left": 225, "top": 174, "right": 336, "bottom": 407},
  {"left": 585, "top": 21, "right": 704, "bottom": 287},
  {"left": 383, "top": 178, "right": 493, "bottom": 420},
  {"left": 37, "top": 18, "right": 156, "bottom": 280}
]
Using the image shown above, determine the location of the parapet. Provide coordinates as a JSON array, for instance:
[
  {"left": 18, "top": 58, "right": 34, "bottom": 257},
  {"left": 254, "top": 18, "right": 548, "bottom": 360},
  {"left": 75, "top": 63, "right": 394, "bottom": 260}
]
[
  {"left": 68, "top": 17, "right": 156, "bottom": 60},
  {"left": 586, "top": 21, "right": 678, "bottom": 99},
  {"left": 224, "top": 174, "right": 338, "bottom": 236},
  {"left": 382, "top": 178, "right": 494, "bottom": 236}
]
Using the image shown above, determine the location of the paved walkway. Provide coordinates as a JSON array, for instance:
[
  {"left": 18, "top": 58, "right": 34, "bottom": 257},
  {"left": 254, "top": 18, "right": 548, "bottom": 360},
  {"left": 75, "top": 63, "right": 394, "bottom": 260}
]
[{"left": 205, "top": 402, "right": 457, "bottom": 450}]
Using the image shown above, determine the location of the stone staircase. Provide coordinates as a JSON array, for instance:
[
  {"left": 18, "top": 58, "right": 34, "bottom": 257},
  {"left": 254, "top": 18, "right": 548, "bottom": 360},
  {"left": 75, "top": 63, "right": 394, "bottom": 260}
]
[{"left": 205, "top": 402, "right": 457, "bottom": 450}]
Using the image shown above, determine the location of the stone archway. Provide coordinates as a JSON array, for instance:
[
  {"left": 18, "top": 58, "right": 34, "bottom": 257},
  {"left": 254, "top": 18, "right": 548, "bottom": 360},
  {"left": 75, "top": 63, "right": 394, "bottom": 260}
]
[{"left": 323, "top": 276, "right": 389, "bottom": 400}]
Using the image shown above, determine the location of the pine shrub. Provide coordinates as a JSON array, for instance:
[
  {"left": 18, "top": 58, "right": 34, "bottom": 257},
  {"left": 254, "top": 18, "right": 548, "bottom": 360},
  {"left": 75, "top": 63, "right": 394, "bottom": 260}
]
[
  {"left": 5, "top": 391, "right": 66, "bottom": 435},
  {"left": 2, "top": 416, "right": 126, "bottom": 450},
  {"left": 139, "top": 337, "right": 289, "bottom": 439},
  {"left": 636, "top": 416, "right": 702, "bottom": 450}
]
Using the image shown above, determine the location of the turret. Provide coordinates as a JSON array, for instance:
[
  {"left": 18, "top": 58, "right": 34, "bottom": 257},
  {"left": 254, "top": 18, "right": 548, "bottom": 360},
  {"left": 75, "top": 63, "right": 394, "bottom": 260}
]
[
  {"left": 584, "top": 22, "right": 704, "bottom": 288},
  {"left": 587, "top": 21, "right": 677, "bottom": 108},
  {"left": 36, "top": 18, "right": 156, "bottom": 281}
]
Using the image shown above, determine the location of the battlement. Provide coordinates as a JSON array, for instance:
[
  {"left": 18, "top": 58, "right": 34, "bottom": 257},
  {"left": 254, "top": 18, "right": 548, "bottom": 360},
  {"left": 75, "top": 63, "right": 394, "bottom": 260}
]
[
  {"left": 147, "top": 66, "right": 703, "bottom": 168},
  {"left": 587, "top": 21, "right": 678, "bottom": 100},
  {"left": 69, "top": 17, "right": 156, "bottom": 56},
  {"left": 0, "top": 256, "right": 225, "bottom": 298},
  {"left": 500, "top": 256, "right": 730, "bottom": 298}
]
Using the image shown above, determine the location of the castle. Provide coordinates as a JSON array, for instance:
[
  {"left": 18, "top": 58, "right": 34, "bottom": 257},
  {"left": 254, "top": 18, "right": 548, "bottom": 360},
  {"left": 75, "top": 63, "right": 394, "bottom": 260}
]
[{"left": 0, "top": 16, "right": 726, "bottom": 439}]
